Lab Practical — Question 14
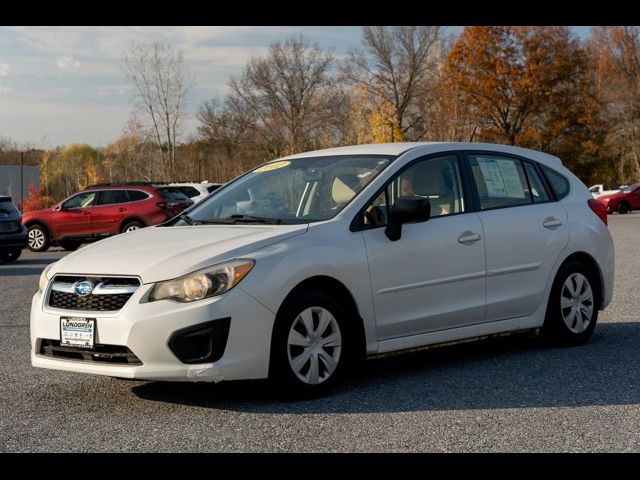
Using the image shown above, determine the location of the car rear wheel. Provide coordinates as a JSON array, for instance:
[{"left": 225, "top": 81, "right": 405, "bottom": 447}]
[
  {"left": 617, "top": 201, "right": 631, "bottom": 214},
  {"left": 27, "top": 224, "right": 50, "bottom": 252},
  {"left": 59, "top": 240, "right": 81, "bottom": 251},
  {"left": 121, "top": 220, "right": 145, "bottom": 233},
  {"left": 270, "top": 290, "right": 354, "bottom": 396},
  {"left": 0, "top": 248, "right": 22, "bottom": 263},
  {"left": 542, "top": 260, "right": 599, "bottom": 346}
]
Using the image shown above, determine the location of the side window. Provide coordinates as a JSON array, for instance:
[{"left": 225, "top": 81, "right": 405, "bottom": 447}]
[
  {"left": 178, "top": 186, "right": 200, "bottom": 198},
  {"left": 362, "top": 154, "right": 464, "bottom": 227},
  {"left": 96, "top": 190, "right": 127, "bottom": 206},
  {"left": 468, "top": 154, "right": 531, "bottom": 210},
  {"left": 126, "top": 190, "right": 149, "bottom": 202},
  {"left": 541, "top": 165, "right": 571, "bottom": 200},
  {"left": 62, "top": 192, "right": 96, "bottom": 209},
  {"left": 524, "top": 162, "right": 551, "bottom": 203}
]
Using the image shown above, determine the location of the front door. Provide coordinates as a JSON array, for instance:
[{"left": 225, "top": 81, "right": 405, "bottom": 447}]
[
  {"left": 54, "top": 191, "right": 97, "bottom": 239},
  {"left": 360, "top": 154, "right": 487, "bottom": 340}
]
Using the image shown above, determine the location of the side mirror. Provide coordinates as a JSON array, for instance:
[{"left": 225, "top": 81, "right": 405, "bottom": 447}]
[
  {"left": 52, "top": 205, "right": 62, "bottom": 212},
  {"left": 385, "top": 196, "right": 431, "bottom": 241}
]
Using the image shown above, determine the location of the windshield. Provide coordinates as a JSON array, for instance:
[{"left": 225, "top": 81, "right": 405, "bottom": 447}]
[
  {"left": 178, "top": 155, "right": 393, "bottom": 225},
  {"left": 620, "top": 184, "right": 639, "bottom": 194}
]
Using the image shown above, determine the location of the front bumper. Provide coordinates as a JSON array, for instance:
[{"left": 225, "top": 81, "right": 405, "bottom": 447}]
[
  {"left": 0, "top": 226, "right": 28, "bottom": 248},
  {"left": 30, "top": 283, "right": 276, "bottom": 382}
]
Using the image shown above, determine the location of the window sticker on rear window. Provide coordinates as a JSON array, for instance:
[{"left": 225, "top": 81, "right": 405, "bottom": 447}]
[{"left": 476, "top": 157, "right": 526, "bottom": 199}]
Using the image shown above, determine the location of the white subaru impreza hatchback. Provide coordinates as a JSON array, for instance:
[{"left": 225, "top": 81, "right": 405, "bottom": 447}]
[{"left": 31, "top": 142, "right": 614, "bottom": 394}]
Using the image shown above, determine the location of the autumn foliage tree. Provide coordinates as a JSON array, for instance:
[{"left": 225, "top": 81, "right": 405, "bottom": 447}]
[{"left": 444, "top": 27, "right": 592, "bottom": 145}]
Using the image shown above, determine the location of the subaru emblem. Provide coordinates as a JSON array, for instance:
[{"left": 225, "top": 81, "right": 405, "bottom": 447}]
[{"left": 73, "top": 280, "right": 94, "bottom": 297}]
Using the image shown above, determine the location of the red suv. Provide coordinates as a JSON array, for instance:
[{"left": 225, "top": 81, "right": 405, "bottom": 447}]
[
  {"left": 22, "top": 183, "right": 193, "bottom": 252},
  {"left": 597, "top": 182, "right": 640, "bottom": 214}
]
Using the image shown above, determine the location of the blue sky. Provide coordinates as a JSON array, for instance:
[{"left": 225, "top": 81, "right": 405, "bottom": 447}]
[{"left": 0, "top": 26, "right": 593, "bottom": 148}]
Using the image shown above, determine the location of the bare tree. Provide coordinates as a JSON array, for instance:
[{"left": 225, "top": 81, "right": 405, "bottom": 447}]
[
  {"left": 122, "top": 42, "right": 194, "bottom": 179},
  {"left": 343, "top": 26, "right": 444, "bottom": 141},
  {"left": 228, "top": 35, "right": 340, "bottom": 157}
]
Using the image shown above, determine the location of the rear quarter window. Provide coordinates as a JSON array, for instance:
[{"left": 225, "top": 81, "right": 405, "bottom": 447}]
[{"left": 541, "top": 165, "right": 571, "bottom": 200}]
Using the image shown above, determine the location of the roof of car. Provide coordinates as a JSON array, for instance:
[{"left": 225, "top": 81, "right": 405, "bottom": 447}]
[{"left": 278, "top": 142, "right": 563, "bottom": 166}]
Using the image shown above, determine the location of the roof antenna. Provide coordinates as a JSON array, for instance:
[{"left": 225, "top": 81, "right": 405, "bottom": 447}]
[{"left": 469, "top": 125, "right": 477, "bottom": 142}]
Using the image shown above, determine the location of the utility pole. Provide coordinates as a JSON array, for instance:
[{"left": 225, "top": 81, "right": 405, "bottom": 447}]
[{"left": 20, "top": 151, "right": 24, "bottom": 206}]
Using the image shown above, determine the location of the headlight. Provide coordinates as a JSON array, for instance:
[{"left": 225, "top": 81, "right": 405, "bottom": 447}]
[
  {"left": 148, "top": 259, "right": 255, "bottom": 303},
  {"left": 39, "top": 263, "right": 54, "bottom": 293}
]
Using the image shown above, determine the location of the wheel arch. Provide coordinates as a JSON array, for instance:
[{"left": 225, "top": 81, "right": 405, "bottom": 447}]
[
  {"left": 555, "top": 251, "right": 605, "bottom": 308},
  {"left": 274, "top": 275, "right": 367, "bottom": 361},
  {"left": 24, "top": 219, "right": 51, "bottom": 238},
  {"left": 119, "top": 216, "right": 147, "bottom": 233}
]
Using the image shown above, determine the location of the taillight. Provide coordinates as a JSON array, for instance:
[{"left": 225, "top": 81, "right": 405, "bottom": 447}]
[
  {"left": 588, "top": 198, "right": 608, "bottom": 226},
  {"left": 157, "top": 201, "right": 179, "bottom": 209}
]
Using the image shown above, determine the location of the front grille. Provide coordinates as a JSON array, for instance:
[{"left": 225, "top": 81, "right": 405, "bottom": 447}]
[
  {"left": 49, "top": 290, "right": 133, "bottom": 311},
  {"left": 0, "top": 220, "right": 19, "bottom": 232},
  {"left": 48, "top": 275, "right": 140, "bottom": 312},
  {"left": 39, "top": 339, "right": 142, "bottom": 365}
]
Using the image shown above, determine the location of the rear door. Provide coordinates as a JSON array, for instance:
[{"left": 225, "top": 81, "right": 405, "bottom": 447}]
[
  {"left": 465, "top": 152, "right": 569, "bottom": 322},
  {"left": 91, "top": 189, "right": 129, "bottom": 236},
  {"left": 53, "top": 191, "right": 97, "bottom": 239}
]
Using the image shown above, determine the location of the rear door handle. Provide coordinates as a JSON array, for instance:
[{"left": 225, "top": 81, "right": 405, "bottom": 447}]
[
  {"left": 458, "top": 233, "right": 482, "bottom": 244},
  {"left": 118, "top": 207, "right": 127, "bottom": 212},
  {"left": 543, "top": 218, "right": 562, "bottom": 229}
]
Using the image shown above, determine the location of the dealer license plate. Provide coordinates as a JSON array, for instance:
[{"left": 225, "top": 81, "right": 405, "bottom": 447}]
[{"left": 60, "top": 317, "right": 95, "bottom": 349}]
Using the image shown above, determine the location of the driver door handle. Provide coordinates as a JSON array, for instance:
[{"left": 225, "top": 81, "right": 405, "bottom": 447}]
[
  {"left": 458, "top": 233, "right": 482, "bottom": 244},
  {"left": 543, "top": 218, "right": 562, "bottom": 229}
]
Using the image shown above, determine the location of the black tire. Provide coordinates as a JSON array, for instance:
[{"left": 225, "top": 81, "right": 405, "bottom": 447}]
[
  {"left": 27, "top": 224, "right": 50, "bottom": 252},
  {"left": 0, "top": 248, "right": 22, "bottom": 263},
  {"left": 617, "top": 201, "right": 631, "bottom": 214},
  {"left": 269, "top": 289, "right": 357, "bottom": 397},
  {"left": 59, "top": 240, "right": 81, "bottom": 251},
  {"left": 121, "top": 220, "right": 145, "bottom": 233},
  {"left": 542, "top": 260, "right": 600, "bottom": 346}
]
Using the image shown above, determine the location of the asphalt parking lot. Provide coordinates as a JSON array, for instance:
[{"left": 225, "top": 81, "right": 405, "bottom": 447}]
[{"left": 1, "top": 214, "right": 640, "bottom": 452}]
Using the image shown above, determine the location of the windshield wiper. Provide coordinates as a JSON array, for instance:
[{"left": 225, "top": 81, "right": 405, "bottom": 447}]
[
  {"left": 200, "top": 214, "right": 284, "bottom": 225},
  {"left": 227, "top": 214, "right": 283, "bottom": 224},
  {"left": 177, "top": 214, "right": 198, "bottom": 225}
]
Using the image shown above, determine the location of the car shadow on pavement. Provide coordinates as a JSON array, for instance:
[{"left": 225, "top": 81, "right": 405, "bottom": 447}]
[
  {"left": 0, "top": 256, "right": 60, "bottom": 277},
  {"left": 132, "top": 321, "right": 640, "bottom": 413}
]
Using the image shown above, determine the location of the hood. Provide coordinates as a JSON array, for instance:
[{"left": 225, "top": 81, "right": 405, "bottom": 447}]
[{"left": 49, "top": 224, "right": 308, "bottom": 283}]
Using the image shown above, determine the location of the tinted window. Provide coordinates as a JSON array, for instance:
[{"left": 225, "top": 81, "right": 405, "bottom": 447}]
[
  {"left": 524, "top": 162, "right": 551, "bottom": 203},
  {"left": 126, "top": 190, "right": 149, "bottom": 202},
  {"left": 157, "top": 187, "right": 190, "bottom": 202},
  {"left": 207, "top": 185, "right": 221, "bottom": 193},
  {"left": 177, "top": 186, "right": 200, "bottom": 198},
  {"left": 96, "top": 190, "right": 127, "bottom": 205},
  {"left": 0, "top": 200, "right": 19, "bottom": 216},
  {"left": 541, "top": 165, "right": 571, "bottom": 199},
  {"left": 62, "top": 192, "right": 96, "bottom": 209},
  {"left": 363, "top": 154, "right": 464, "bottom": 227},
  {"left": 468, "top": 154, "right": 531, "bottom": 210}
]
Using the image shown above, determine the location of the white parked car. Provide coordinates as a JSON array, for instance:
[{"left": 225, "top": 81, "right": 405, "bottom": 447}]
[
  {"left": 170, "top": 182, "right": 223, "bottom": 204},
  {"left": 31, "top": 142, "right": 615, "bottom": 395},
  {"left": 589, "top": 184, "right": 620, "bottom": 198}
]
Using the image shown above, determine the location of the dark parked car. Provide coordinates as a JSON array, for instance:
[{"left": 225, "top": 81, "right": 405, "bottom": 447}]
[
  {"left": 21, "top": 183, "right": 193, "bottom": 252},
  {"left": 0, "top": 195, "right": 28, "bottom": 263}
]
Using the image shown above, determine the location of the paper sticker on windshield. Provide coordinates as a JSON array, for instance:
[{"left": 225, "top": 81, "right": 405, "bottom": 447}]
[{"left": 254, "top": 161, "right": 291, "bottom": 173}]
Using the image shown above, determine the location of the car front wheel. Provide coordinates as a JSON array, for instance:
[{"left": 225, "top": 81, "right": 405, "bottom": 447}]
[
  {"left": 542, "top": 260, "right": 599, "bottom": 346},
  {"left": 270, "top": 290, "right": 354, "bottom": 396},
  {"left": 27, "top": 225, "right": 50, "bottom": 252}
]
